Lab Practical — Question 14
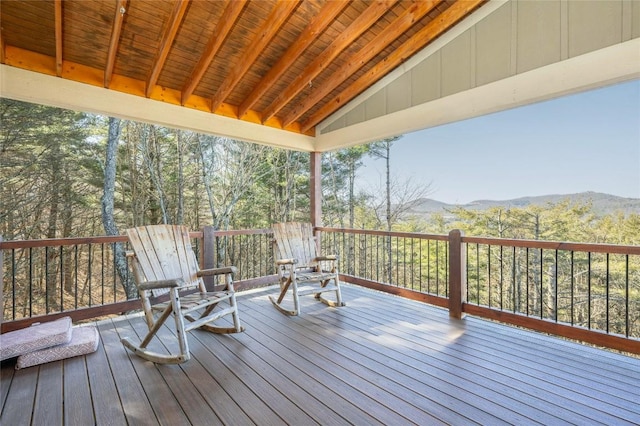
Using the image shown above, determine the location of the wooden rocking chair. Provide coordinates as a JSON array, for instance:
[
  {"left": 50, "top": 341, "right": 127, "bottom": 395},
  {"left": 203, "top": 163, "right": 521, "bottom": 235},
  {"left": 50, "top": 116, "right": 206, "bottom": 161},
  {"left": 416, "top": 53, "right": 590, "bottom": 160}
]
[
  {"left": 122, "top": 225, "right": 243, "bottom": 364},
  {"left": 270, "top": 222, "right": 345, "bottom": 316}
]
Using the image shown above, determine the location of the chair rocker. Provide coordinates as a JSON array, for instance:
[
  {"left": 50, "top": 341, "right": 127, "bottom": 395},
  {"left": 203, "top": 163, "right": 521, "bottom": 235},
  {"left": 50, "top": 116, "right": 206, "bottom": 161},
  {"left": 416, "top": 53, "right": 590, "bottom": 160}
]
[
  {"left": 270, "top": 222, "right": 345, "bottom": 316},
  {"left": 122, "top": 225, "right": 243, "bottom": 364}
]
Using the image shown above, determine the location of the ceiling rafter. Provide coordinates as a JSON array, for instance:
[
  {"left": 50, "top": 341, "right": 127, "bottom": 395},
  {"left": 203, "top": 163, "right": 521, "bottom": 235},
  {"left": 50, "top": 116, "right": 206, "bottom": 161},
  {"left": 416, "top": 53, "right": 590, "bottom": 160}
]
[
  {"left": 237, "top": 0, "right": 349, "bottom": 119},
  {"left": 54, "top": 0, "right": 63, "bottom": 77},
  {"left": 282, "top": 0, "right": 443, "bottom": 128},
  {"left": 210, "top": 0, "right": 300, "bottom": 114},
  {"left": 104, "top": 0, "right": 128, "bottom": 88},
  {"left": 301, "top": 0, "right": 485, "bottom": 133},
  {"left": 181, "top": 0, "right": 247, "bottom": 106},
  {"left": 145, "top": 0, "right": 190, "bottom": 98},
  {"left": 261, "top": 0, "right": 399, "bottom": 123}
]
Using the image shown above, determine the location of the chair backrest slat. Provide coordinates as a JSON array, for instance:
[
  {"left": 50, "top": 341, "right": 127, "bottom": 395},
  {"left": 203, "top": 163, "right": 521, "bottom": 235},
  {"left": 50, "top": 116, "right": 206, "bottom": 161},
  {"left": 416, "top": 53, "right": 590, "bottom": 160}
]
[
  {"left": 273, "top": 222, "right": 317, "bottom": 266},
  {"left": 127, "top": 225, "right": 202, "bottom": 295}
]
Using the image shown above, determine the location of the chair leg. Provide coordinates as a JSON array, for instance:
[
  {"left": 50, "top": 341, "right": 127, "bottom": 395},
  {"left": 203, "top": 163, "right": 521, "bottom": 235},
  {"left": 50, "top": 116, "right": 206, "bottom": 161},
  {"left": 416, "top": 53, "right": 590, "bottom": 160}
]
[
  {"left": 316, "top": 276, "right": 346, "bottom": 308},
  {"left": 270, "top": 276, "right": 299, "bottom": 315},
  {"left": 121, "top": 291, "right": 192, "bottom": 364},
  {"left": 292, "top": 278, "right": 301, "bottom": 315},
  {"left": 334, "top": 275, "right": 344, "bottom": 306},
  {"left": 171, "top": 290, "right": 190, "bottom": 360},
  {"left": 229, "top": 291, "right": 243, "bottom": 332}
]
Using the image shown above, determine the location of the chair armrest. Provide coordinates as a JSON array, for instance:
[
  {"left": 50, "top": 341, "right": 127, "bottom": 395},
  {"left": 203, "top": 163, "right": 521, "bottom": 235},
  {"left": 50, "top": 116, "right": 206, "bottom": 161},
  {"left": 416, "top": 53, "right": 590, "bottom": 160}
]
[
  {"left": 197, "top": 266, "right": 237, "bottom": 277},
  {"left": 138, "top": 279, "right": 182, "bottom": 291},
  {"left": 276, "top": 258, "right": 298, "bottom": 265},
  {"left": 314, "top": 255, "right": 338, "bottom": 262}
]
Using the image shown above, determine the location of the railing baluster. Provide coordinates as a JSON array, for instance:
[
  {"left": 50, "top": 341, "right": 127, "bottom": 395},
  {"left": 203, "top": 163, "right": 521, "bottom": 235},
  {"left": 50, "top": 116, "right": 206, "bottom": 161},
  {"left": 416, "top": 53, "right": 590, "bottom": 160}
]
[
  {"left": 88, "top": 243, "right": 93, "bottom": 307},
  {"left": 499, "top": 245, "right": 504, "bottom": 310},
  {"left": 588, "top": 252, "right": 592, "bottom": 329},
  {"left": 476, "top": 243, "right": 480, "bottom": 305},
  {"left": 427, "top": 240, "right": 431, "bottom": 293},
  {"left": 435, "top": 241, "right": 439, "bottom": 296},
  {"left": 625, "top": 255, "right": 629, "bottom": 338},
  {"left": 75, "top": 245, "right": 79, "bottom": 309},
  {"left": 554, "top": 249, "right": 558, "bottom": 322},
  {"left": 60, "top": 245, "right": 64, "bottom": 312},
  {"left": 13, "top": 249, "right": 17, "bottom": 320},
  {"left": 101, "top": 243, "right": 105, "bottom": 305},
  {"left": 570, "top": 251, "right": 574, "bottom": 326},
  {"left": 539, "top": 248, "right": 543, "bottom": 320},
  {"left": 526, "top": 248, "right": 530, "bottom": 316},
  {"left": 606, "top": 253, "right": 610, "bottom": 333},
  {"left": 487, "top": 245, "right": 491, "bottom": 309},
  {"left": 512, "top": 246, "right": 516, "bottom": 313}
]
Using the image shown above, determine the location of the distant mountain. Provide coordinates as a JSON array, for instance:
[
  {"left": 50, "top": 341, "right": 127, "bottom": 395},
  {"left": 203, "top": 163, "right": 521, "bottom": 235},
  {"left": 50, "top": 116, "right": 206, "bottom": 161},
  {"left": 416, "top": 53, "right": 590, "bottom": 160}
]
[{"left": 405, "top": 192, "right": 640, "bottom": 219}]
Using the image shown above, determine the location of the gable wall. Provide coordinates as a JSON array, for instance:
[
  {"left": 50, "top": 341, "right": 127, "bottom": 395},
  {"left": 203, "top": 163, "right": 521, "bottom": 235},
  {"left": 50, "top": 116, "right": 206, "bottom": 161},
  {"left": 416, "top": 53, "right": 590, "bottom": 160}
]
[{"left": 317, "top": 0, "right": 640, "bottom": 150}]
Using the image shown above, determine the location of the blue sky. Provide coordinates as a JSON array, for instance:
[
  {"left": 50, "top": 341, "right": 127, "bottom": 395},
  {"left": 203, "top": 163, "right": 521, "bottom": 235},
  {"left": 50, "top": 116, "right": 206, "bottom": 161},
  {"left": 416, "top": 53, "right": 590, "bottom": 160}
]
[{"left": 357, "top": 79, "right": 640, "bottom": 205}]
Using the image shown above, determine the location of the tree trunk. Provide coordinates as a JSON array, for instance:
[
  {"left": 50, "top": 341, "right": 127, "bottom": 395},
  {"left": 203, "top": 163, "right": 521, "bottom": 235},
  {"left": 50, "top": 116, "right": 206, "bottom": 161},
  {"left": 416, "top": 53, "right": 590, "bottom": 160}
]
[
  {"left": 176, "top": 130, "right": 184, "bottom": 224},
  {"left": 46, "top": 142, "right": 61, "bottom": 311},
  {"left": 101, "top": 117, "right": 136, "bottom": 299},
  {"left": 385, "top": 141, "right": 392, "bottom": 284}
]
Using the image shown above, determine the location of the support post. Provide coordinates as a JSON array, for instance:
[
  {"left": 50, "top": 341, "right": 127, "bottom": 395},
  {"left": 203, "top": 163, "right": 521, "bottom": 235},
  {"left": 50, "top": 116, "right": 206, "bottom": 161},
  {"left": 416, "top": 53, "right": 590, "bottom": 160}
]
[
  {"left": 202, "top": 226, "right": 216, "bottom": 290},
  {"left": 448, "top": 229, "right": 466, "bottom": 319}
]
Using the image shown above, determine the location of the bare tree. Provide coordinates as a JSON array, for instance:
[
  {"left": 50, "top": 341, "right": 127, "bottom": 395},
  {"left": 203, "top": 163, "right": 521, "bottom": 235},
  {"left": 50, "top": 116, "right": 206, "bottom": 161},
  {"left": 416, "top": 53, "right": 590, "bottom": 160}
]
[
  {"left": 362, "top": 174, "right": 433, "bottom": 283},
  {"left": 101, "top": 117, "right": 136, "bottom": 299}
]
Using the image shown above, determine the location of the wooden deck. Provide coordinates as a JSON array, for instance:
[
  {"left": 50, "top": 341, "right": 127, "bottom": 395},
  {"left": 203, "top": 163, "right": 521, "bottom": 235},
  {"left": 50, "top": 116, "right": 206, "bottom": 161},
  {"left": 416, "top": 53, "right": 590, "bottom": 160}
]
[{"left": 2, "top": 284, "right": 639, "bottom": 425}]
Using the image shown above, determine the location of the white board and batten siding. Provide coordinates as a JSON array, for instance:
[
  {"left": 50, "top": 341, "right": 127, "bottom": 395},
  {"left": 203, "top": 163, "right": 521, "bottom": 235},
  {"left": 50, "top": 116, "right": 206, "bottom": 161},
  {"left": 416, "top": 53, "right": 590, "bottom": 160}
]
[{"left": 316, "top": 0, "right": 640, "bottom": 150}]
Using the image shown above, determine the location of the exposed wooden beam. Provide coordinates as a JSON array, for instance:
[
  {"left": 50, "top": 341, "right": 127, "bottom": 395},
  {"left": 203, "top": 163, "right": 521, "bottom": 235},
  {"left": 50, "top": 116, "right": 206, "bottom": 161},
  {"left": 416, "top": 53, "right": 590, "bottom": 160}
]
[
  {"left": 54, "top": 0, "right": 63, "bottom": 77},
  {"left": 302, "top": 0, "right": 485, "bottom": 133},
  {"left": 211, "top": 0, "right": 300, "bottom": 114},
  {"left": 104, "top": 0, "right": 128, "bottom": 88},
  {"left": 282, "top": 0, "right": 442, "bottom": 128},
  {"left": 237, "top": 0, "right": 349, "bottom": 119},
  {"left": 145, "top": 0, "right": 190, "bottom": 98},
  {"left": 261, "top": 0, "right": 398, "bottom": 123},
  {"left": 181, "top": 0, "right": 246, "bottom": 106}
]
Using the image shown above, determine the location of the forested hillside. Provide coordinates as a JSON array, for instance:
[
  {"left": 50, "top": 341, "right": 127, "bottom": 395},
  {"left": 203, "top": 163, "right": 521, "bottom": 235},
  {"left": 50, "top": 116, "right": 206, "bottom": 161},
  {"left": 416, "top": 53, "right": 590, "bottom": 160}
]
[
  {"left": 407, "top": 192, "right": 640, "bottom": 217},
  {"left": 2, "top": 99, "right": 639, "bottom": 246}
]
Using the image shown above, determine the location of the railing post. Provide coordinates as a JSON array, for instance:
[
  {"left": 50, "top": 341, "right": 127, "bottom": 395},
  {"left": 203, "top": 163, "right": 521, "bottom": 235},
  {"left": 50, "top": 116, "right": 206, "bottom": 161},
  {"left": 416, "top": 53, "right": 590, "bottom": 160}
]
[
  {"left": 448, "top": 229, "right": 466, "bottom": 319},
  {"left": 202, "top": 226, "right": 216, "bottom": 290}
]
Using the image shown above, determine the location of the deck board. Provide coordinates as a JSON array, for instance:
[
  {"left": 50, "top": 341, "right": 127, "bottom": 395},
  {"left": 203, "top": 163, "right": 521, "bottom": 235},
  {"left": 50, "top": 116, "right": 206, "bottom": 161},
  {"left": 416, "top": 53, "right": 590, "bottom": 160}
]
[
  {"left": 32, "top": 361, "right": 63, "bottom": 425},
  {"left": 63, "top": 356, "right": 96, "bottom": 426},
  {"left": 1, "top": 284, "right": 639, "bottom": 425}
]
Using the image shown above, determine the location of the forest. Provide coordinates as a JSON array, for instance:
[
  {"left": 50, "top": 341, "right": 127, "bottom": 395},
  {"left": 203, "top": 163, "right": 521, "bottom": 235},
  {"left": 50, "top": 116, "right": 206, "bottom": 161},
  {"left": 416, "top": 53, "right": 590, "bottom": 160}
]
[{"left": 2, "top": 98, "right": 639, "bottom": 245}]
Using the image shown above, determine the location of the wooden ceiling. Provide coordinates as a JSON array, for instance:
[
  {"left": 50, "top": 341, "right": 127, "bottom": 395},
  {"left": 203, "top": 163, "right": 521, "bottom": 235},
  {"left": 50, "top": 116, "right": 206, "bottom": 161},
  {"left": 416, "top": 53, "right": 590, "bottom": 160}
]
[{"left": 1, "top": 0, "right": 484, "bottom": 136}]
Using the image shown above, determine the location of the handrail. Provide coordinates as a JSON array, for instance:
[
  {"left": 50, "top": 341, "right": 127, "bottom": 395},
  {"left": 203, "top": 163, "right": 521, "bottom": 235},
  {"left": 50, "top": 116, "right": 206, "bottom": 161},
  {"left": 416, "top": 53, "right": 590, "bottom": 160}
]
[
  {"left": 2, "top": 227, "right": 638, "bottom": 354},
  {"left": 462, "top": 235, "right": 640, "bottom": 255},
  {"left": 317, "top": 227, "right": 640, "bottom": 354},
  {"left": 0, "top": 229, "right": 275, "bottom": 332}
]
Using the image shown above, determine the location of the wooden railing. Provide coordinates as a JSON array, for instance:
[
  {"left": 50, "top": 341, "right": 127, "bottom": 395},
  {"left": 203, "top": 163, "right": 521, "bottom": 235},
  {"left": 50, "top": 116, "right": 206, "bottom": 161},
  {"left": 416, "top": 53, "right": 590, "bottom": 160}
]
[
  {"left": 318, "top": 227, "right": 640, "bottom": 354},
  {"left": 2, "top": 227, "right": 639, "bottom": 354},
  {"left": 0, "top": 228, "right": 276, "bottom": 332}
]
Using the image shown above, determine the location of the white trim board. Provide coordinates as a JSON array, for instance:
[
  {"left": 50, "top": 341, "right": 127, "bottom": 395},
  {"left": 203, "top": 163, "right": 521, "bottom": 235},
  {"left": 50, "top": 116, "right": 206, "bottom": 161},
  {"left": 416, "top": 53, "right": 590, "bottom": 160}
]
[{"left": 0, "top": 65, "right": 316, "bottom": 152}]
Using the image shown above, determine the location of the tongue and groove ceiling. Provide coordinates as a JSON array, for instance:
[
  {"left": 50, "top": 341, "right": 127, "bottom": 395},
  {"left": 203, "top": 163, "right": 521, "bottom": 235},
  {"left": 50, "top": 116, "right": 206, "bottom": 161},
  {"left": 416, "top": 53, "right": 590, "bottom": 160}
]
[
  {"left": 0, "top": 0, "right": 483, "bottom": 146},
  {"left": 2, "top": 1, "right": 637, "bottom": 152}
]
